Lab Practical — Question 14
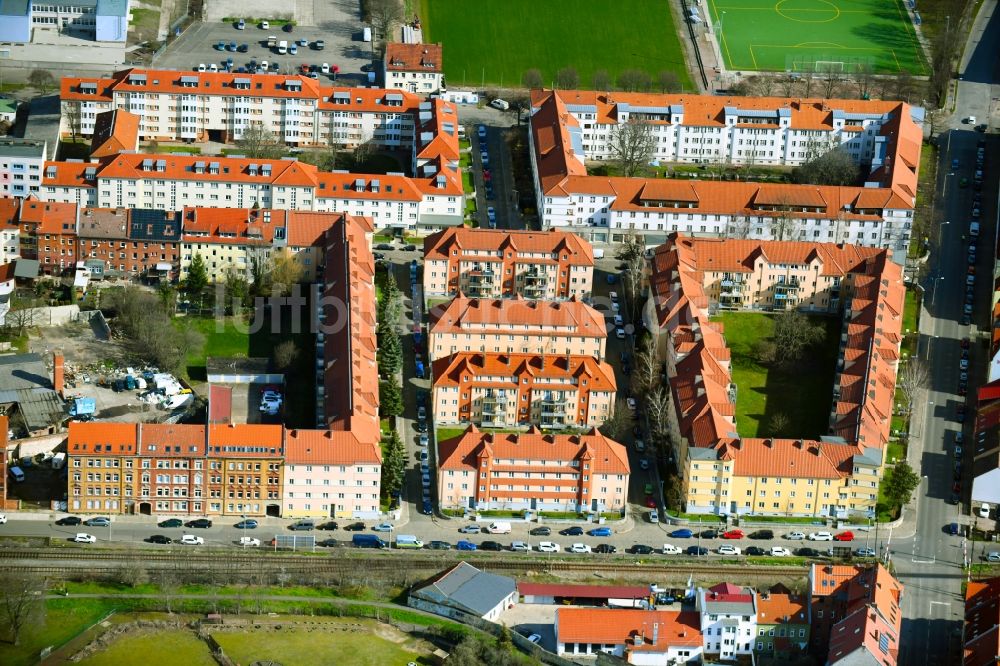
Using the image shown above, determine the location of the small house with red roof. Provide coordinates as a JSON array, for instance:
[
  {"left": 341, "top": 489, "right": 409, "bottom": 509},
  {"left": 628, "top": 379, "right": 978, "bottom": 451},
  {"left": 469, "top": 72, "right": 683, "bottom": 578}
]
[
  {"left": 755, "top": 583, "right": 810, "bottom": 658},
  {"left": 555, "top": 607, "right": 703, "bottom": 663},
  {"left": 696, "top": 582, "right": 758, "bottom": 660}
]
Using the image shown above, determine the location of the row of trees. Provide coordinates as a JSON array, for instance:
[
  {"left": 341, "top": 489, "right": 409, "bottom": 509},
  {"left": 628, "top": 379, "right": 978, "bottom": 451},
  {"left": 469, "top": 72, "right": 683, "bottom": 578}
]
[
  {"left": 377, "top": 272, "right": 403, "bottom": 378},
  {"left": 105, "top": 287, "right": 205, "bottom": 374},
  {"left": 380, "top": 429, "right": 405, "bottom": 499},
  {"left": 522, "top": 67, "right": 682, "bottom": 94}
]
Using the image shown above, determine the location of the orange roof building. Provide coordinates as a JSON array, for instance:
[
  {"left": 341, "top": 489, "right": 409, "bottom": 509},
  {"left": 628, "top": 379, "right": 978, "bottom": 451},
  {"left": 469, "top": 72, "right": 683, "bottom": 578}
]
[
  {"left": 648, "top": 233, "right": 901, "bottom": 519},
  {"left": 423, "top": 227, "right": 595, "bottom": 300},
  {"left": 383, "top": 43, "right": 444, "bottom": 94},
  {"left": 89, "top": 109, "right": 140, "bottom": 158},
  {"left": 555, "top": 607, "right": 703, "bottom": 661},
  {"left": 282, "top": 429, "right": 382, "bottom": 518},
  {"left": 428, "top": 295, "right": 607, "bottom": 363},
  {"left": 431, "top": 352, "right": 617, "bottom": 430},
  {"left": 964, "top": 577, "right": 1000, "bottom": 666},
  {"left": 756, "top": 584, "right": 811, "bottom": 658},
  {"left": 435, "top": 425, "right": 629, "bottom": 514},
  {"left": 809, "top": 564, "right": 903, "bottom": 661},
  {"left": 528, "top": 89, "right": 920, "bottom": 261}
]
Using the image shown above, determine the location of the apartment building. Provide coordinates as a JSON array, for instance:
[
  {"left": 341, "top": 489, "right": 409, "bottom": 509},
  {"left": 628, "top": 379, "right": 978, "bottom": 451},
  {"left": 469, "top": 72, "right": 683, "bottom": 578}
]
[
  {"left": 313, "top": 169, "right": 463, "bottom": 230},
  {"left": 963, "top": 577, "right": 1000, "bottom": 666},
  {"left": 528, "top": 89, "right": 921, "bottom": 258},
  {"left": 383, "top": 42, "right": 444, "bottom": 94},
  {"left": 75, "top": 207, "right": 180, "bottom": 280},
  {"left": 431, "top": 352, "right": 616, "bottom": 429},
  {"left": 60, "top": 69, "right": 421, "bottom": 148},
  {"left": 696, "top": 583, "right": 759, "bottom": 660},
  {"left": 0, "top": 198, "right": 19, "bottom": 264},
  {"left": 423, "top": 228, "right": 595, "bottom": 300},
  {"left": 179, "top": 206, "right": 282, "bottom": 281},
  {"left": 810, "top": 564, "right": 902, "bottom": 664},
  {"left": 436, "top": 425, "right": 629, "bottom": 514},
  {"left": 755, "top": 585, "right": 810, "bottom": 659},
  {"left": 0, "top": 138, "right": 47, "bottom": 198},
  {"left": 555, "top": 608, "right": 703, "bottom": 661},
  {"left": 19, "top": 197, "right": 78, "bottom": 274},
  {"left": 684, "top": 437, "right": 882, "bottom": 518},
  {"left": 284, "top": 210, "right": 359, "bottom": 282},
  {"left": 412, "top": 98, "right": 460, "bottom": 176},
  {"left": 428, "top": 296, "right": 608, "bottom": 363},
  {"left": 89, "top": 109, "right": 140, "bottom": 158},
  {"left": 645, "top": 234, "right": 902, "bottom": 518},
  {"left": 282, "top": 428, "right": 382, "bottom": 519}
]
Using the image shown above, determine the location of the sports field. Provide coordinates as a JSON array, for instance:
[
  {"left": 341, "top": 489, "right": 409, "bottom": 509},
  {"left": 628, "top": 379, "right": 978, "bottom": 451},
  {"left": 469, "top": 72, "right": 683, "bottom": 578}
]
[
  {"left": 420, "top": 0, "right": 694, "bottom": 91},
  {"left": 707, "top": 0, "right": 928, "bottom": 74}
]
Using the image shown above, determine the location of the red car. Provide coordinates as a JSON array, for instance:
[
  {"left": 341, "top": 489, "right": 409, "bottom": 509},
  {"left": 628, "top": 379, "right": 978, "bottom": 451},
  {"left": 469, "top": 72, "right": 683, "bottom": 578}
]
[
  {"left": 961, "top": 337, "right": 971, "bottom": 349},
  {"left": 645, "top": 496, "right": 656, "bottom": 508},
  {"left": 483, "top": 170, "right": 492, "bottom": 182},
  {"left": 833, "top": 531, "right": 854, "bottom": 542},
  {"left": 721, "top": 529, "right": 744, "bottom": 540}
]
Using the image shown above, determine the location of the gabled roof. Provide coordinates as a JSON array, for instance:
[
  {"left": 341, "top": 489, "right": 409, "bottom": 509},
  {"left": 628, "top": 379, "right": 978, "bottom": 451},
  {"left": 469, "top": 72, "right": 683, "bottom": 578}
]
[
  {"left": 68, "top": 421, "right": 139, "bottom": 455},
  {"left": 429, "top": 295, "right": 606, "bottom": 338},
  {"left": 89, "top": 109, "right": 140, "bottom": 158},
  {"left": 384, "top": 42, "right": 443, "bottom": 73},
  {"left": 410, "top": 562, "right": 515, "bottom": 617},
  {"left": 19, "top": 197, "right": 77, "bottom": 235},
  {"left": 283, "top": 428, "right": 382, "bottom": 465},
  {"left": 181, "top": 206, "right": 287, "bottom": 245},
  {"left": 423, "top": 227, "right": 594, "bottom": 264},
  {"left": 964, "top": 577, "right": 1000, "bottom": 666},
  {"left": 76, "top": 207, "right": 129, "bottom": 240},
  {"left": 432, "top": 352, "right": 616, "bottom": 392},
  {"left": 556, "top": 608, "right": 702, "bottom": 651}
]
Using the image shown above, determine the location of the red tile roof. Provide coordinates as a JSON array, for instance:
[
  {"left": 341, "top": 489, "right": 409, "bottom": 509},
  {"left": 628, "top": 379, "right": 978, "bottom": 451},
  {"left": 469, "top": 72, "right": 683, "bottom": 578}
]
[
  {"left": 423, "top": 227, "right": 594, "bottom": 264},
  {"left": 19, "top": 198, "right": 78, "bottom": 235},
  {"left": 208, "top": 385, "right": 233, "bottom": 424},
  {"left": 437, "top": 425, "right": 629, "bottom": 475},
  {"left": 181, "top": 206, "right": 286, "bottom": 245},
  {"left": 97, "top": 153, "right": 318, "bottom": 187},
  {"left": 90, "top": 109, "right": 140, "bottom": 158},
  {"left": 140, "top": 423, "right": 206, "bottom": 456},
  {"left": 556, "top": 608, "right": 702, "bottom": 651},
  {"left": 282, "top": 428, "right": 381, "bottom": 465},
  {"left": 430, "top": 295, "right": 606, "bottom": 337},
  {"left": 714, "top": 438, "right": 864, "bottom": 479},
  {"left": 432, "top": 352, "right": 616, "bottom": 392},
  {"left": 964, "top": 577, "right": 1000, "bottom": 666},
  {"left": 414, "top": 98, "right": 460, "bottom": 163},
  {"left": 757, "top": 590, "right": 808, "bottom": 625},
  {"left": 284, "top": 211, "right": 354, "bottom": 248},
  {"left": 207, "top": 423, "right": 283, "bottom": 456},
  {"left": 68, "top": 421, "right": 139, "bottom": 455},
  {"left": 385, "top": 43, "right": 443, "bottom": 73}
]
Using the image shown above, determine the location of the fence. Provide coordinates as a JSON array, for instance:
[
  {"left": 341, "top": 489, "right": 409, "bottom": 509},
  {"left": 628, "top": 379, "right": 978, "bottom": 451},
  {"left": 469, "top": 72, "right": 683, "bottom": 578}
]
[{"left": 677, "top": 0, "right": 710, "bottom": 90}]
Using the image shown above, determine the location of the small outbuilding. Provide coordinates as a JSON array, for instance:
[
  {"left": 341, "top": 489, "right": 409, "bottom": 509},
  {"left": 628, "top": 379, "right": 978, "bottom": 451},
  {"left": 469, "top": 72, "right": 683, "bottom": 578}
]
[{"left": 408, "top": 562, "right": 517, "bottom": 622}]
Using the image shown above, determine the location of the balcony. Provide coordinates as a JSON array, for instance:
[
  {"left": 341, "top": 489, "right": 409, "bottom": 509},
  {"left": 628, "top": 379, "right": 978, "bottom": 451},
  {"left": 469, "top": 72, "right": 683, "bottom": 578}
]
[
  {"left": 540, "top": 400, "right": 565, "bottom": 417},
  {"left": 774, "top": 280, "right": 801, "bottom": 294}
]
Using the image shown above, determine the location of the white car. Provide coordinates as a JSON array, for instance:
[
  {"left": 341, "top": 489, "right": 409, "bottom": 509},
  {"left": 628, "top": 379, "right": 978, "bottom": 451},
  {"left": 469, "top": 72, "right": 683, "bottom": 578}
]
[
  {"left": 74, "top": 533, "right": 96, "bottom": 543},
  {"left": 209, "top": 63, "right": 218, "bottom": 72},
  {"left": 181, "top": 534, "right": 205, "bottom": 545},
  {"left": 262, "top": 390, "right": 282, "bottom": 401},
  {"left": 321, "top": 63, "right": 330, "bottom": 74},
  {"left": 786, "top": 531, "right": 806, "bottom": 540},
  {"left": 808, "top": 532, "right": 834, "bottom": 541},
  {"left": 718, "top": 545, "right": 741, "bottom": 555},
  {"left": 570, "top": 543, "right": 592, "bottom": 554},
  {"left": 980, "top": 503, "right": 991, "bottom": 518},
  {"left": 238, "top": 536, "right": 261, "bottom": 547},
  {"left": 770, "top": 546, "right": 792, "bottom": 556},
  {"left": 609, "top": 291, "right": 619, "bottom": 301},
  {"left": 537, "top": 541, "right": 561, "bottom": 553},
  {"left": 616, "top": 327, "right": 626, "bottom": 339},
  {"left": 197, "top": 63, "right": 207, "bottom": 72},
  {"left": 611, "top": 300, "right": 620, "bottom": 312},
  {"left": 613, "top": 314, "right": 624, "bottom": 326},
  {"left": 0, "top": 513, "right": 6, "bottom": 524},
  {"left": 967, "top": 115, "right": 977, "bottom": 125},
  {"left": 260, "top": 20, "right": 269, "bottom": 29},
  {"left": 662, "top": 544, "right": 682, "bottom": 555},
  {"left": 626, "top": 397, "right": 637, "bottom": 410}
]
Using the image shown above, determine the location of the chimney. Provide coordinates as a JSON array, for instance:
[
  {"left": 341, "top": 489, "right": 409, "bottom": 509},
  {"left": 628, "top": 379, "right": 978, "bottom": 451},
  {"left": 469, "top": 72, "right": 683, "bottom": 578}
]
[{"left": 53, "top": 351, "right": 65, "bottom": 396}]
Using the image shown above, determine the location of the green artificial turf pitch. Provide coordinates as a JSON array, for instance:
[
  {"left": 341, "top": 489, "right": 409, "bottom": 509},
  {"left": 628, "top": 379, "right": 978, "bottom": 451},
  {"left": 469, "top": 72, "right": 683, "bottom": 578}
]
[
  {"left": 420, "top": 0, "right": 694, "bottom": 91},
  {"left": 706, "top": 0, "right": 928, "bottom": 74}
]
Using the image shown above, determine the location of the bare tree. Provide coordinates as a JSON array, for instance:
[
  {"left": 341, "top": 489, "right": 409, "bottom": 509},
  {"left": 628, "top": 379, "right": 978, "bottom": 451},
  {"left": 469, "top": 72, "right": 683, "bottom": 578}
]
[
  {"left": 898, "top": 359, "right": 929, "bottom": 414},
  {"left": 821, "top": 68, "right": 843, "bottom": 98},
  {"left": 64, "top": 103, "right": 82, "bottom": 144},
  {"left": 617, "top": 234, "right": 647, "bottom": 323},
  {"left": 802, "top": 72, "right": 815, "bottom": 97},
  {"left": 236, "top": 122, "right": 284, "bottom": 159},
  {"left": 778, "top": 74, "right": 797, "bottom": 97},
  {"left": 0, "top": 572, "right": 44, "bottom": 646},
  {"left": 724, "top": 214, "right": 754, "bottom": 239},
  {"left": 770, "top": 208, "right": 798, "bottom": 241},
  {"left": 353, "top": 135, "right": 377, "bottom": 169},
  {"left": 890, "top": 69, "right": 914, "bottom": 103},
  {"left": 592, "top": 69, "right": 612, "bottom": 91},
  {"left": 771, "top": 309, "right": 824, "bottom": 367},
  {"left": 853, "top": 63, "right": 876, "bottom": 100},
  {"left": 363, "top": 0, "right": 403, "bottom": 50},
  {"left": 657, "top": 70, "right": 681, "bottom": 93},
  {"left": 631, "top": 338, "right": 660, "bottom": 397},
  {"left": 618, "top": 69, "right": 651, "bottom": 92},
  {"left": 4, "top": 301, "right": 40, "bottom": 337},
  {"left": 793, "top": 147, "right": 860, "bottom": 186},
  {"left": 505, "top": 94, "right": 531, "bottom": 126},
  {"left": 767, "top": 412, "right": 791, "bottom": 437},
  {"left": 556, "top": 67, "right": 579, "bottom": 89},
  {"left": 609, "top": 119, "right": 655, "bottom": 178},
  {"left": 522, "top": 68, "right": 543, "bottom": 89},
  {"left": 268, "top": 248, "right": 305, "bottom": 296},
  {"left": 646, "top": 386, "right": 672, "bottom": 451},
  {"left": 28, "top": 69, "right": 56, "bottom": 94},
  {"left": 751, "top": 75, "right": 776, "bottom": 96},
  {"left": 599, "top": 399, "right": 631, "bottom": 440},
  {"left": 273, "top": 339, "right": 298, "bottom": 371},
  {"left": 118, "top": 554, "right": 148, "bottom": 588}
]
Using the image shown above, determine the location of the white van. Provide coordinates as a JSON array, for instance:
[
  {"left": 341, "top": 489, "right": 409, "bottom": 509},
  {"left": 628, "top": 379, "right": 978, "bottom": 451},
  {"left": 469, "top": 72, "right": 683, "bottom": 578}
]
[
  {"left": 277, "top": 40, "right": 288, "bottom": 54},
  {"left": 487, "top": 521, "right": 512, "bottom": 534},
  {"left": 363, "top": 27, "right": 372, "bottom": 42},
  {"left": 490, "top": 98, "right": 510, "bottom": 111},
  {"left": 395, "top": 534, "right": 423, "bottom": 549}
]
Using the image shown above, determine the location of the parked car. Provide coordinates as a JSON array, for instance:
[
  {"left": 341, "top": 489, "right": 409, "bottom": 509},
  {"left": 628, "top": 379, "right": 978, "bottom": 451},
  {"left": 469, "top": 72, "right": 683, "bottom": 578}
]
[
  {"left": 833, "top": 531, "right": 855, "bottom": 542},
  {"left": 456, "top": 540, "right": 477, "bottom": 551},
  {"left": 344, "top": 521, "right": 365, "bottom": 531},
  {"left": 147, "top": 534, "right": 172, "bottom": 544},
  {"left": 686, "top": 546, "right": 709, "bottom": 556},
  {"left": 427, "top": 540, "right": 452, "bottom": 550},
  {"left": 855, "top": 547, "right": 876, "bottom": 557},
  {"left": 770, "top": 546, "right": 792, "bottom": 556},
  {"left": 459, "top": 524, "right": 481, "bottom": 534},
  {"left": 186, "top": 518, "right": 213, "bottom": 528},
  {"left": 627, "top": 544, "right": 655, "bottom": 555},
  {"left": 809, "top": 532, "right": 834, "bottom": 541},
  {"left": 537, "top": 541, "right": 561, "bottom": 553},
  {"left": 718, "top": 545, "right": 741, "bottom": 555},
  {"left": 317, "top": 538, "right": 340, "bottom": 547},
  {"left": 594, "top": 544, "right": 617, "bottom": 554},
  {"left": 85, "top": 516, "right": 110, "bottom": 527},
  {"left": 795, "top": 547, "right": 821, "bottom": 557},
  {"left": 510, "top": 541, "right": 530, "bottom": 552},
  {"left": 289, "top": 520, "right": 315, "bottom": 531},
  {"left": 57, "top": 516, "right": 83, "bottom": 526},
  {"left": 749, "top": 530, "right": 773, "bottom": 540},
  {"left": 670, "top": 528, "right": 694, "bottom": 539},
  {"left": 239, "top": 536, "right": 261, "bottom": 547},
  {"left": 234, "top": 519, "right": 258, "bottom": 529},
  {"left": 721, "top": 529, "right": 744, "bottom": 540},
  {"left": 588, "top": 527, "right": 612, "bottom": 537},
  {"left": 157, "top": 518, "right": 182, "bottom": 528},
  {"left": 181, "top": 534, "right": 205, "bottom": 545},
  {"left": 74, "top": 533, "right": 96, "bottom": 543},
  {"left": 480, "top": 540, "right": 503, "bottom": 551},
  {"left": 570, "top": 543, "right": 592, "bottom": 554},
  {"left": 560, "top": 526, "right": 584, "bottom": 536},
  {"left": 746, "top": 546, "right": 766, "bottom": 556},
  {"left": 529, "top": 526, "right": 551, "bottom": 536}
]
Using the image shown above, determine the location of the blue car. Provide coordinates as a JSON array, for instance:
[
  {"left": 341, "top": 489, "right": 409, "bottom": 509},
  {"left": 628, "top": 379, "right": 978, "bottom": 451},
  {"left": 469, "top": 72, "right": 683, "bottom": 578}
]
[
  {"left": 477, "top": 125, "right": 487, "bottom": 139},
  {"left": 588, "top": 527, "right": 612, "bottom": 537},
  {"left": 457, "top": 540, "right": 477, "bottom": 551},
  {"left": 421, "top": 500, "right": 433, "bottom": 515},
  {"left": 670, "top": 528, "right": 694, "bottom": 539},
  {"left": 234, "top": 519, "right": 258, "bottom": 529}
]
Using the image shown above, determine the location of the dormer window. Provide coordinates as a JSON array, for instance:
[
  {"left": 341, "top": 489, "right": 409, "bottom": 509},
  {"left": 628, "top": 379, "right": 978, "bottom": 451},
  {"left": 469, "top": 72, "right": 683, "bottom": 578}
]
[
  {"left": 80, "top": 82, "right": 97, "bottom": 94},
  {"left": 208, "top": 162, "right": 220, "bottom": 175},
  {"left": 193, "top": 161, "right": 206, "bottom": 174},
  {"left": 180, "top": 76, "right": 198, "bottom": 88},
  {"left": 155, "top": 159, "right": 166, "bottom": 173},
  {"left": 248, "top": 163, "right": 259, "bottom": 176},
  {"left": 141, "top": 158, "right": 154, "bottom": 171},
  {"left": 233, "top": 77, "right": 251, "bottom": 90},
  {"left": 284, "top": 79, "right": 301, "bottom": 91}
]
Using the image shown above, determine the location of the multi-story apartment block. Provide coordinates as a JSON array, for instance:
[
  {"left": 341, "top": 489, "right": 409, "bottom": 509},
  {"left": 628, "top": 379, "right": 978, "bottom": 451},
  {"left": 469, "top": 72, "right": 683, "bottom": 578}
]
[
  {"left": 423, "top": 228, "right": 595, "bottom": 300},
  {"left": 685, "top": 437, "right": 882, "bottom": 518},
  {"left": 89, "top": 109, "right": 140, "bottom": 158},
  {"left": 60, "top": 69, "right": 421, "bottom": 148},
  {"left": 755, "top": 585, "right": 810, "bottom": 659},
  {"left": 555, "top": 608, "right": 704, "bottom": 661},
  {"left": 206, "top": 423, "right": 283, "bottom": 516},
  {"left": 0, "top": 264, "right": 15, "bottom": 326},
  {"left": 282, "top": 428, "right": 382, "bottom": 519},
  {"left": 528, "top": 89, "right": 921, "bottom": 259},
  {"left": 1, "top": 0, "right": 129, "bottom": 43},
  {"left": 19, "top": 197, "right": 78, "bottom": 274},
  {"left": 436, "top": 425, "right": 629, "bottom": 514},
  {"left": 76, "top": 207, "right": 180, "bottom": 280},
  {"left": 810, "top": 564, "right": 902, "bottom": 664},
  {"left": 37, "top": 154, "right": 463, "bottom": 230},
  {"left": 432, "top": 352, "right": 616, "bottom": 429},
  {"left": 696, "top": 583, "right": 758, "bottom": 660},
  {"left": 963, "top": 576, "right": 1000, "bottom": 666},
  {"left": 645, "top": 234, "right": 902, "bottom": 518},
  {"left": 383, "top": 42, "right": 444, "bottom": 94},
  {"left": 428, "top": 296, "right": 608, "bottom": 363},
  {"left": 0, "top": 138, "right": 47, "bottom": 198},
  {"left": 412, "top": 98, "right": 459, "bottom": 175},
  {"left": 179, "top": 206, "right": 282, "bottom": 281},
  {"left": 0, "top": 198, "right": 19, "bottom": 264}
]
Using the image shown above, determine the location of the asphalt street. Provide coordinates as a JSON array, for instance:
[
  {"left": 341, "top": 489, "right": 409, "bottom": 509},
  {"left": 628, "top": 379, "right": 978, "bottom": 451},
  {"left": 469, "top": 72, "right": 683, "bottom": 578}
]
[{"left": 894, "top": 2, "right": 1000, "bottom": 663}]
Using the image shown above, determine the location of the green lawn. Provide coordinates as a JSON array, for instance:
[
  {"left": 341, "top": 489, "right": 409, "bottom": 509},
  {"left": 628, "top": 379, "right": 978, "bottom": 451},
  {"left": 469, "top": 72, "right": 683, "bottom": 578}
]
[
  {"left": 211, "top": 621, "right": 424, "bottom": 666},
  {"left": 78, "top": 630, "right": 216, "bottom": 666},
  {"left": 0, "top": 598, "right": 116, "bottom": 666},
  {"left": 420, "top": 0, "right": 694, "bottom": 91},
  {"left": 714, "top": 311, "right": 839, "bottom": 439},
  {"left": 436, "top": 427, "right": 469, "bottom": 442},
  {"left": 707, "top": 0, "right": 928, "bottom": 74},
  {"left": 903, "top": 288, "right": 920, "bottom": 336}
]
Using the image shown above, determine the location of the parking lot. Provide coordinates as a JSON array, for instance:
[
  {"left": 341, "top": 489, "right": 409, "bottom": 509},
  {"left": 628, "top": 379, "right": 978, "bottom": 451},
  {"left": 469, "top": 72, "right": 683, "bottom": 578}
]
[{"left": 154, "top": 20, "right": 376, "bottom": 84}]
